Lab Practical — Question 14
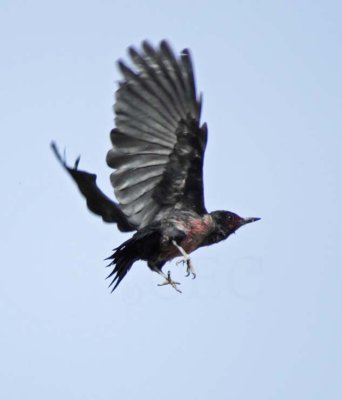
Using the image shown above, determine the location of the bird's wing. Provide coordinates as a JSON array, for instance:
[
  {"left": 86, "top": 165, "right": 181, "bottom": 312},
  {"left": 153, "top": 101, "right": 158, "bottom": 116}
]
[
  {"left": 51, "top": 142, "right": 135, "bottom": 232},
  {"left": 106, "top": 40, "right": 208, "bottom": 229}
]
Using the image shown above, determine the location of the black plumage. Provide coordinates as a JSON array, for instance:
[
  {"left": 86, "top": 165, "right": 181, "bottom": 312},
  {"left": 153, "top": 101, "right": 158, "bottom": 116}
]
[{"left": 52, "top": 40, "right": 260, "bottom": 293}]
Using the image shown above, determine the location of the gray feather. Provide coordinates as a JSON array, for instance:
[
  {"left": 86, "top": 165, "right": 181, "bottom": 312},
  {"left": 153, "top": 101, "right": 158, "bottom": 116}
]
[
  {"left": 107, "top": 41, "right": 206, "bottom": 229},
  {"left": 110, "top": 165, "right": 165, "bottom": 190}
]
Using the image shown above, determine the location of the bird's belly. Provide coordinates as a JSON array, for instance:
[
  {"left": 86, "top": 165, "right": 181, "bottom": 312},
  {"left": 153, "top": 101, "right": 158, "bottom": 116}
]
[
  {"left": 158, "top": 214, "right": 213, "bottom": 261},
  {"left": 180, "top": 232, "right": 205, "bottom": 254}
]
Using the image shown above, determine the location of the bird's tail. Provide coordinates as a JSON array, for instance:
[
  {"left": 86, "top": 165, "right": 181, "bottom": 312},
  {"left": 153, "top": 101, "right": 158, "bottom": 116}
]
[{"left": 105, "top": 229, "right": 161, "bottom": 292}]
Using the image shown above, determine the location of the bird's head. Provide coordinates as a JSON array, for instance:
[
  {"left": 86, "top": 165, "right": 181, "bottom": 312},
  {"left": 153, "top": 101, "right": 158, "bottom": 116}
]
[{"left": 211, "top": 210, "right": 261, "bottom": 237}]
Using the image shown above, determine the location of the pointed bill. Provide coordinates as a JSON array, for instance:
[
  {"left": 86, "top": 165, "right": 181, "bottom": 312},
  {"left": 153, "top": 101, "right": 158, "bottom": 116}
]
[{"left": 242, "top": 217, "right": 261, "bottom": 225}]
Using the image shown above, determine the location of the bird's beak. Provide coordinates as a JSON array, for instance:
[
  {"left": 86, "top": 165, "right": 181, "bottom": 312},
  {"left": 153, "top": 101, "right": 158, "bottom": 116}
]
[{"left": 241, "top": 217, "right": 261, "bottom": 225}]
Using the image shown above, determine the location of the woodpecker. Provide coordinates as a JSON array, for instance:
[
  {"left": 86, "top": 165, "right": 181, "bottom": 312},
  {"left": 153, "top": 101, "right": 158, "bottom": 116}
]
[{"left": 51, "top": 40, "right": 260, "bottom": 293}]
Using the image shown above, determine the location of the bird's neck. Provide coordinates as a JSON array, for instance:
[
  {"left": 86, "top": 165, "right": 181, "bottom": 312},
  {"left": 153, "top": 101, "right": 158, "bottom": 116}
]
[{"left": 199, "top": 212, "right": 232, "bottom": 247}]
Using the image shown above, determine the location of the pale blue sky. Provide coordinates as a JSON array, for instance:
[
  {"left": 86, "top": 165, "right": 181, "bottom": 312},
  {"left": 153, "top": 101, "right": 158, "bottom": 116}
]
[{"left": 1, "top": 1, "right": 341, "bottom": 399}]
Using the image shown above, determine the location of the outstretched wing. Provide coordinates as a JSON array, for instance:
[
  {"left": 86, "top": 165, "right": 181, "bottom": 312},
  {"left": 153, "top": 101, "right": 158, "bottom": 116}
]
[
  {"left": 106, "top": 40, "right": 208, "bottom": 229},
  {"left": 51, "top": 142, "right": 135, "bottom": 232}
]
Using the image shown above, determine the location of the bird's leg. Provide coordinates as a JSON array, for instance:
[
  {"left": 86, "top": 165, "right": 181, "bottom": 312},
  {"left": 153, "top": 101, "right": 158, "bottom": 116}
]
[
  {"left": 149, "top": 264, "right": 182, "bottom": 293},
  {"left": 172, "top": 240, "right": 196, "bottom": 279},
  {"left": 157, "top": 270, "right": 182, "bottom": 293}
]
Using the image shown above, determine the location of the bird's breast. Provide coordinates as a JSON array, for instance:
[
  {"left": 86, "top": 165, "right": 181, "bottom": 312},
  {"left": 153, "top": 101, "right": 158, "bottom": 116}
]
[
  {"left": 180, "top": 215, "right": 214, "bottom": 252},
  {"left": 158, "top": 214, "right": 214, "bottom": 261}
]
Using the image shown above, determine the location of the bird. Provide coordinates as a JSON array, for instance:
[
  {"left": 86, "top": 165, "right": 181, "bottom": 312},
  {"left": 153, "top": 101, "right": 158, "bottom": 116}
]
[{"left": 51, "top": 40, "right": 260, "bottom": 293}]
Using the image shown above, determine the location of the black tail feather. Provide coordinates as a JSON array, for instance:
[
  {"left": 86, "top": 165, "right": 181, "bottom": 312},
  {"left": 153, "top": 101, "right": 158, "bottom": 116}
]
[
  {"left": 105, "top": 228, "right": 161, "bottom": 292},
  {"left": 106, "top": 238, "right": 140, "bottom": 292}
]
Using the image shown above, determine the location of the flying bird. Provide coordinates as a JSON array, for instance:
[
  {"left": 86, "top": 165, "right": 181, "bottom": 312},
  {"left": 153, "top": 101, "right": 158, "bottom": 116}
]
[{"left": 51, "top": 40, "right": 260, "bottom": 293}]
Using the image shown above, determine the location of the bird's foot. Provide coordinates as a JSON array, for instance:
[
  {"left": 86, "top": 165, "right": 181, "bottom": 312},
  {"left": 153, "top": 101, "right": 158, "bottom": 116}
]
[
  {"left": 176, "top": 257, "right": 196, "bottom": 279},
  {"left": 158, "top": 271, "right": 182, "bottom": 293},
  {"left": 185, "top": 258, "right": 196, "bottom": 279},
  {"left": 172, "top": 240, "right": 196, "bottom": 279}
]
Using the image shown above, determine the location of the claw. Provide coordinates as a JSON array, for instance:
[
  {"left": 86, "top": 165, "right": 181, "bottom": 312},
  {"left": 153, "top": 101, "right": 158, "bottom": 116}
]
[
  {"left": 158, "top": 271, "right": 182, "bottom": 293},
  {"left": 172, "top": 240, "right": 196, "bottom": 279},
  {"left": 185, "top": 259, "right": 196, "bottom": 279}
]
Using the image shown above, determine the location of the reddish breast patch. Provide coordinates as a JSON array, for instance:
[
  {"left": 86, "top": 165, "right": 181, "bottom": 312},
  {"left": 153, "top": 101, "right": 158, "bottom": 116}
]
[
  {"left": 180, "top": 215, "right": 213, "bottom": 253},
  {"left": 157, "top": 214, "right": 214, "bottom": 262}
]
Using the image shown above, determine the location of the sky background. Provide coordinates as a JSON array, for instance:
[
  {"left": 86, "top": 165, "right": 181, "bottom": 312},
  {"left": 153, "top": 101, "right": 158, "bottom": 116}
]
[{"left": 1, "top": 1, "right": 341, "bottom": 399}]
